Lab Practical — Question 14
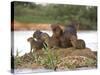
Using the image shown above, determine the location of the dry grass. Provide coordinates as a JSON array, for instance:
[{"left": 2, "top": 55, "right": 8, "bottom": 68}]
[{"left": 14, "top": 47, "right": 97, "bottom": 70}]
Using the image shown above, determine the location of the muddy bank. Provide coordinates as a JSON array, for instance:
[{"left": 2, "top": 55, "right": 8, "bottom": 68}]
[
  {"left": 14, "top": 47, "right": 97, "bottom": 71},
  {"left": 12, "top": 21, "right": 64, "bottom": 31}
]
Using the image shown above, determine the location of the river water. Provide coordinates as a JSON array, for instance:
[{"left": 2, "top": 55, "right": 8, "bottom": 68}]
[{"left": 13, "top": 30, "right": 97, "bottom": 56}]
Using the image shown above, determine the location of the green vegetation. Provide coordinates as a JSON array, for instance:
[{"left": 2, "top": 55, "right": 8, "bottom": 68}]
[
  {"left": 13, "top": 1, "right": 97, "bottom": 30},
  {"left": 40, "top": 45, "right": 59, "bottom": 69},
  {"left": 14, "top": 47, "right": 97, "bottom": 70},
  {"left": 28, "top": 45, "right": 59, "bottom": 70}
]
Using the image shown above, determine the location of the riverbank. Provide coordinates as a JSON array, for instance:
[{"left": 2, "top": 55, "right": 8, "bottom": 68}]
[
  {"left": 14, "top": 47, "right": 97, "bottom": 73},
  {"left": 12, "top": 21, "right": 64, "bottom": 31}
]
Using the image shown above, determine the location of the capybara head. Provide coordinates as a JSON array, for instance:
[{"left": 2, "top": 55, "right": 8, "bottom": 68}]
[
  {"left": 33, "top": 30, "right": 42, "bottom": 40},
  {"left": 51, "top": 24, "right": 63, "bottom": 37}
]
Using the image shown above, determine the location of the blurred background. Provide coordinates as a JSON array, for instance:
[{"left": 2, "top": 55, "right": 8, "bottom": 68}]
[{"left": 13, "top": 1, "right": 97, "bottom": 30}]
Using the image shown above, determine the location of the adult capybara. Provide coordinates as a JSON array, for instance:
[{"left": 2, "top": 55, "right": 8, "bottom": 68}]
[
  {"left": 27, "top": 37, "right": 44, "bottom": 52},
  {"left": 50, "top": 24, "right": 63, "bottom": 48},
  {"left": 62, "top": 22, "right": 79, "bottom": 47}
]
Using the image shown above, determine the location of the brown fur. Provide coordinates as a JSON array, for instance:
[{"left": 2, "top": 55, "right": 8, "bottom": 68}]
[
  {"left": 40, "top": 32, "right": 50, "bottom": 47},
  {"left": 50, "top": 24, "right": 63, "bottom": 48},
  {"left": 51, "top": 24, "right": 63, "bottom": 38},
  {"left": 62, "top": 22, "right": 79, "bottom": 48},
  {"left": 33, "top": 30, "right": 42, "bottom": 40},
  {"left": 75, "top": 39, "right": 86, "bottom": 49},
  {"left": 27, "top": 37, "right": 44, "bottom": 52}
]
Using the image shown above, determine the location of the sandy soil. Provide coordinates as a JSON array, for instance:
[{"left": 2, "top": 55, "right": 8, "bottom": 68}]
[{"left": 12, "top": 21, "right": 64, "bottom": 31}]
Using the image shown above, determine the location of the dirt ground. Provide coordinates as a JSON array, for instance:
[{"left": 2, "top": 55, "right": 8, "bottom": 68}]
[{"left": 14, "top": 47, "right": 97, "bottom": 70}]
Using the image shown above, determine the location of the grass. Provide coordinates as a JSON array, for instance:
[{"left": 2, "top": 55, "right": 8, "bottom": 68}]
[
  {"left": 14, "top": 47, "right": 97, "bottom": 70},
  {"left": 41, "top": 45, "right": 59, "bottom": 70},
  {"left": 30, "top": 44, "right": 59, "bottom": 70},
  {"left": 15, "top": 15, "right": 60, "bottom": 24}
]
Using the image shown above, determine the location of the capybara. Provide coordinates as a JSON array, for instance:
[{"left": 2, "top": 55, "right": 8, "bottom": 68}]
[
  {"left": 75, "top": 39, "right": 86, "bottom": 49},
  {"left": 71, "top": 37, "right": 86, "bottom": 49},
  {"left": 33, "top": 30, "right": 43, "bottom": 40},
  {"left": 40, "top": 32, "right": 50, "bottom": 47},
  {"left": 27, "top": 37, "right": 44, "bottom": 52},
  {"left": 51, "top": 24, "right": 63, "bottom": 38},
  {"left": 50, "top": 24, "right": 63, "bottom": 48},
  {"left": 62, "top": 21, "right": 79, "bottom": 47},
  {"left": 33, "top": 30, "right": 51, "bottom": 47},
  {"left": 33, "top": 25, "right": 63, "bottom": 48}
]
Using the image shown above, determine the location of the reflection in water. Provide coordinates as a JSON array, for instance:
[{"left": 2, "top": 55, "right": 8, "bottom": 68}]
[{"left": 13, "top": 31, "right": 97, "bottom": 56}]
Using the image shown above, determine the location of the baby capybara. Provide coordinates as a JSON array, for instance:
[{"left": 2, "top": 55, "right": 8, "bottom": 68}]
[
  {"left": 33, "top": 30, "right": 50, "bottom": 47},
  {"left": 40, "top": 32, "right": 50, "bottom": 47},
  {"left": 75, "top": 39, "right": 86, "bottom": 49},
  {"left": 33, "top": 30, "right": 43, "bottom": 40},
  {"left": 70, "top": 35, "right": 86, "bottom": 49},
  {"left": 27, "top": 37, "right": 44, "bottom": 52}
]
